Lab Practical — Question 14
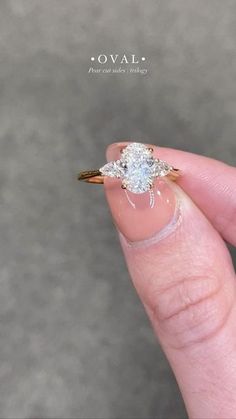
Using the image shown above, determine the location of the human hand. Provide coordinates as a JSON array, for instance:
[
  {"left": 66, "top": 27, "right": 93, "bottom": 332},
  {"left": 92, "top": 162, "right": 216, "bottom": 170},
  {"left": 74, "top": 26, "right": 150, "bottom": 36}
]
[{"left": 104, "top": 142, "right": 236, "bottom": 419}]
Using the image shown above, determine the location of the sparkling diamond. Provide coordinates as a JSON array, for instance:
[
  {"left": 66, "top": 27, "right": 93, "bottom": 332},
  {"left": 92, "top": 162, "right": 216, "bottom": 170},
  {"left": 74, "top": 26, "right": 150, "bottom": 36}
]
[
  {"left": 100, "top": 142, "right": 172, "bottom": 194},
  {"left": 99, "top": 160, "right": 125, "bottom": 178}
]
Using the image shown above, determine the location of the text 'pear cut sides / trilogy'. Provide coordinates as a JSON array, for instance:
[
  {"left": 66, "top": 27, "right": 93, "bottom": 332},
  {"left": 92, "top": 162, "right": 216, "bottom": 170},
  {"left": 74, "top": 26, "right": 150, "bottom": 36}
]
[{"left": 100, "top": 143, "right": 173, "bottom": 194}]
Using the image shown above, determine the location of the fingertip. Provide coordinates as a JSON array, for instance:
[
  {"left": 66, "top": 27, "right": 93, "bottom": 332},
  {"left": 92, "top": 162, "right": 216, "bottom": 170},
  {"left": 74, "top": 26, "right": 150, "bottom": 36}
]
[{"left": 106, "top": 141, "right": 129, "bottom": 161}]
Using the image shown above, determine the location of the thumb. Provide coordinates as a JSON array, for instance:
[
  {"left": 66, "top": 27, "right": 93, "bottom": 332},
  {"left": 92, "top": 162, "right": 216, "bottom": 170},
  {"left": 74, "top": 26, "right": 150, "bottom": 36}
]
[{"left": 104, "top": 143, "right": 236, "bottom": 419}]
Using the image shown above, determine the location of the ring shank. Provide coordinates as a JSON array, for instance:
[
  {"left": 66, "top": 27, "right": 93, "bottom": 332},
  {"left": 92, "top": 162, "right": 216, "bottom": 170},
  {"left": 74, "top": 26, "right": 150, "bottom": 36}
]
[{"left": 78, "top": 168, "right": 180, "bottom": 184}]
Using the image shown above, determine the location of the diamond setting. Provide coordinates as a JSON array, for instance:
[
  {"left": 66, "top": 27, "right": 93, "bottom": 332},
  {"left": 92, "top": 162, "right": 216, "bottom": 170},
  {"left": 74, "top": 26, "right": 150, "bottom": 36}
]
[{"left": 100, "top": 142, "right": 172, "bottom": 194}]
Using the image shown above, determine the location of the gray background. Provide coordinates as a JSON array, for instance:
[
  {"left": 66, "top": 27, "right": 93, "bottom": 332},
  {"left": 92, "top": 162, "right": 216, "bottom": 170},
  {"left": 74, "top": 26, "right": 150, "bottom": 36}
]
[{"left": 0, "top": 0, "right": 236, "bottom": 417}]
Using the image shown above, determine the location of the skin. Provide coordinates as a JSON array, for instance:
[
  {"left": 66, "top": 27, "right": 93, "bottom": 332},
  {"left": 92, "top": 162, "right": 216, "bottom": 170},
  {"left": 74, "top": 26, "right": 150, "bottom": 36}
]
[{"left": 103, "top": 141, "right": 236, "bottom": 419}]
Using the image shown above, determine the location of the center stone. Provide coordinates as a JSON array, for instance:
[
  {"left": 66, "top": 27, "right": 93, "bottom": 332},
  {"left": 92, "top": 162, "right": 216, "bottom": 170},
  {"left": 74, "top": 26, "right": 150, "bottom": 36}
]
[
  {"left": 120, "top": 143, "right": 155, "bottom": 193},
  {"left": 122, "top": 157, "right": 155, "bottom": 193}
]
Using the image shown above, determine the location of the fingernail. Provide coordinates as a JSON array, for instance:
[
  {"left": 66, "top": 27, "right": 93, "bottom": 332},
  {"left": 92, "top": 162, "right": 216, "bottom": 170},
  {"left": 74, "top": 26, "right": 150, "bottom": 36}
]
[{"left": 104, "top": 143, "right": 178, "bottom": 243}]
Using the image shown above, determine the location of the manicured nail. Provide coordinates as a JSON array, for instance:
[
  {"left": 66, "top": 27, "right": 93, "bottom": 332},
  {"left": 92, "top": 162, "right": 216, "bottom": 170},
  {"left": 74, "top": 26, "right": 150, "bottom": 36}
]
[{"left": 104, "top": 142, "right": 177, "bottom": 243}]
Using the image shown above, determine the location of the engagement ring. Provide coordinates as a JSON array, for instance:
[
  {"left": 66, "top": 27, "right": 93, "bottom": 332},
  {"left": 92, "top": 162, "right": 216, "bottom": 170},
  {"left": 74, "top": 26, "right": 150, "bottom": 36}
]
[{"left": 78, "top": 142, "right": 180, "bottom": 194}]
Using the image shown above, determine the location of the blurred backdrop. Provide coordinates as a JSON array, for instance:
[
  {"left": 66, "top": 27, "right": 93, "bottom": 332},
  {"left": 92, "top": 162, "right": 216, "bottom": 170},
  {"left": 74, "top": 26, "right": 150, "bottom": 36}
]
[{"left": 0, "top": 0, "right": 236, "bottom": 417}]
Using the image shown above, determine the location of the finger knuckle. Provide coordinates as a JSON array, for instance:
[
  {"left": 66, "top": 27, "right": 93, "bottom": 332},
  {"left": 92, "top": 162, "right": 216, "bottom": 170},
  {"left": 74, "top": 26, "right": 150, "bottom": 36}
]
[{"left": 151, "top": 274, "right": 233, "bottom": 349}]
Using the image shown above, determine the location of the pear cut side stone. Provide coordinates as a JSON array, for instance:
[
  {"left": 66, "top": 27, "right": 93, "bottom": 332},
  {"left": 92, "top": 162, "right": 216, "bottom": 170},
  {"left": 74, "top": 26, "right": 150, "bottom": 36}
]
[
  {"left": 153, "top": 159, "right": 172, "bottom": 177},
  {"left": 100, "top": 160, "right": 125, "bottom": 178}
]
